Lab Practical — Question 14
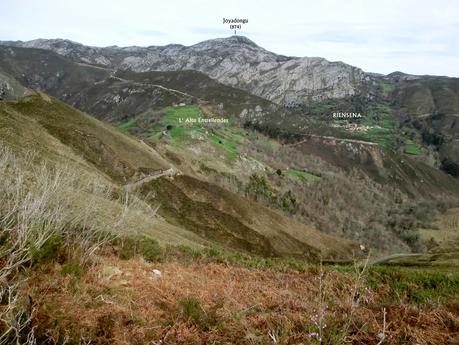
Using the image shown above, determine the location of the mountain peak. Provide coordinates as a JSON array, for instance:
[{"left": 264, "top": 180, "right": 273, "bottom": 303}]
[
  {"left": 223, "top": 35, "right": 258, "bottom": 46},
  {"left": 191, "top": 35, "right": 260, "bottom": 50}
]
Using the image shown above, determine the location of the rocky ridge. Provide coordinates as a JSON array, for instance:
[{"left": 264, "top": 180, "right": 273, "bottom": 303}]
[{"left": 1, "top": 36, "right": 372, "bottom": 105}]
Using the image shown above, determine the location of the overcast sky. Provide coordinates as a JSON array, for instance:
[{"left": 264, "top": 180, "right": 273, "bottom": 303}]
[{"left": 1, "top": 0, "right": 458, "bottom": 76}]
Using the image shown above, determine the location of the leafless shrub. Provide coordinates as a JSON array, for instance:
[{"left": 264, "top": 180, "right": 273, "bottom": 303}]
[
  {"left": 226, "top": 139, "right": 457, "bottom": 253},
  {"left": 0, "top": 147, "right": 147, "bottom": 343}
]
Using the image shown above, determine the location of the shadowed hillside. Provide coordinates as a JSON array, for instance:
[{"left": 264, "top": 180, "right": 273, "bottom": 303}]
[
  {"left": 2, "top": 46, "right": 459, "bottom": 254},
  {"left": 0, "top": 94, "right": 357, "bottom": 259},
  {"left": 0, "top": 36, "right": 458, "bottom": 345}
]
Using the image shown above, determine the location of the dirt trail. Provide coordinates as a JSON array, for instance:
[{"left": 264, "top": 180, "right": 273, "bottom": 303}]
[
  {"left": 367, "top": 253, "right": 422, "bottom": 266},
  {"left": 109, "top": 74, "right": 194, "bottom": 99},
  {"left": 123, "top": 140, "right": 180, "bottom": 190},
  {"left": 76, "top": 62, "right": 194, "bottom": 99},
  {"left": 125, "top": 166, "right": 178, "bottom": 190},
  {"left": 289, "top": 134, "right": 379, "bottom": 147}
]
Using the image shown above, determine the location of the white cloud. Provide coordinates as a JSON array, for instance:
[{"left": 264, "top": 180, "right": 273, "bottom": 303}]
[{"left": 1, "top": 0, "right": 458, "bottom": 76}]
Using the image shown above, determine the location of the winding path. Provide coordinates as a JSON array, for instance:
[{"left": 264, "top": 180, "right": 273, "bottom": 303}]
[
  {"left": 109, "top": 74, "right": 194, "bottom": 99},
  {"left": 123, "top": 140, "right": 181, "bottom": 190},
  {"left": 366, "top": 253, "right": 423, "bottom": 266},
  {"left": 288, "top": 134, "right": 379, "bottom": 147},
  {"left": 124, "top": 166, "right": 178, "bottom": 190}
]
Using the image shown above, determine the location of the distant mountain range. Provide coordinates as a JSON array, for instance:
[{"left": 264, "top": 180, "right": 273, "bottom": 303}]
[
  {"left": 1, "top": 33, "right": 459, "bottom": 259},
  {"left": 0, "top": 36, "right": 372, "bottom": 105},
  {"left": 1, "top": 36, "right": 458, "bottom": 176}
]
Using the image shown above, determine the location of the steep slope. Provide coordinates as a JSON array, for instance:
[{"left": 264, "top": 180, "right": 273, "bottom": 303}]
[
  {"left": 0, "top": 45, "right": 190, "bottom": 122},
  {"left": 1, "top": 36, "right": 373, "bottom": 105},
  {"left": 0, "top": 45, "right": 303, "bottom": 128},
  {"left": 1, "top": 94, "right": 171, "bottom": 183},
  {"left": 114, "top": 69, "right": 306, "bottom": 128},
  {"left": 0, "top": 94, "right": 358, "bottom": 259},
  {"left": 291, "top": 135, "right": 459, "bottom": 197},
  {"left": 389, "top": 73, "right": 459, "bottom": 116},
  {"left": 2, "top": 104, "right": 457, "bottom": 343},
  {"left": 2, "top": 43, "right": 458, "bottom": 252},
  {"left": 0, "top": 94, "right": 209, "bottom": 249},
  {"left": 139, "top": 104, "right": 459, "bottom": 252},
  {"left": 2, "top": 43, "right": 458, "bottom": 253},
  {"left": 388, "top": 74, "right": 459, "bottom": 177},
  {"left": 0, "top": 70, "right": 32, "bottom": 100},
  {"left": 142, "top": 174, "right": 356, "bottom": 258},
  {"left": 6, "top": 38, "right": 459, "bottom": 178}
]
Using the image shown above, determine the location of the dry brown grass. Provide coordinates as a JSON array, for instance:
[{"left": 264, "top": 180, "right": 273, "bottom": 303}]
[
  {"left": 1, "top": 97, "right": 458, "bottom": 344},
  {"left": 0, "top": 146, "right": 196, "bottom": 344},
  {"left": 27, "top": 254, "right": 459, "bottom": 345}
]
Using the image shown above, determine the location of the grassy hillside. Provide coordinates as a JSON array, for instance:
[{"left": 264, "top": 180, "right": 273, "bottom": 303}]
[
  {"left": 103, "top": 86, "right": 459, "bottom": 254},
  {"left": 1, "top": 94, "right": 358, "bottom": 259},
  {"left": 115, "top": 69, "right": 302, "bottom": 126},
  {"left": 1, "top": 46, "right": 458, "bottom": 254},
  {"left": 0, "top": 46, "right": 305, "bottom": 133},
  {"left": 2, "top": 45, "right": 459, "bottom": 183},
  {"left": 0, "top": 46, "right": 190, "bottom": 122},
  {"left": 391, "top": 76, "right": 459, "bottom": 116},
  {"left": 420, "top": 207, "right": 459, "bottom": 253},
  {"left": 1, "top": 94, "right": 171, "bottom": 183},
  {"left": 389, "top": 76, "right": 459, "bottom": 177},
  {"left": 1, "top": 142, "right": 457, "bottom": 343},
  {"left": 0, "top": 53, "right": 458, "bottom": 344},
  {"left": 0, "top": 95, "right": 208, "bottom": 249},
  {"left": 144, "top": 175, "right": 357, "bottom": 259}
]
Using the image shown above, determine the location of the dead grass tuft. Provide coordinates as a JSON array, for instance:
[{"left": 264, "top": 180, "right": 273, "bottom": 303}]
[{"left": 24, "top": 255, "right": 459, "bottom": 344}]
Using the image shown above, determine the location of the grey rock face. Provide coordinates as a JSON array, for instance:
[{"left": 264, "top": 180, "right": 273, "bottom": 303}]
[
  {"left": 0, "top": 71, "right": 31, "bottom": 100},
  {"left": 0, "top": 80, "right": 8, "bottom": 100},
  {"left": 0, "top": 36, "right": 370, "bottom": 106}
]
